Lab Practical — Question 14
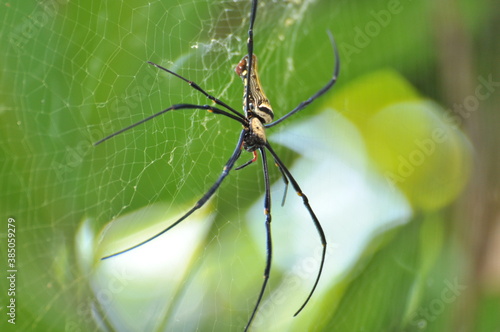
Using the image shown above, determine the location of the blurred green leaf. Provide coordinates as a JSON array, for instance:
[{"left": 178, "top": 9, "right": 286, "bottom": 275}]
[{"left": 330, "top": 71, "right": 472, "bottom": 210}]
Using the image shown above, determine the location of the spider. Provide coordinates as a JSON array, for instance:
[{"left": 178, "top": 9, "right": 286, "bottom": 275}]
[{"left": 95, "top": 0, "right": 339, "bottom": 330}]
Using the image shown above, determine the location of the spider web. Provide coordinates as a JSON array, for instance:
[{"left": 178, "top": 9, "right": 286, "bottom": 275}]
[{"left": 0, "top": 1, "right": 411, "bottom": 331}]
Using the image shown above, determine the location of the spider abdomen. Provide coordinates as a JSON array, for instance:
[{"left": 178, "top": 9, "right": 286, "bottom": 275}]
[{"left": 236, "top": 54, "right": 274, "bottom": 124}]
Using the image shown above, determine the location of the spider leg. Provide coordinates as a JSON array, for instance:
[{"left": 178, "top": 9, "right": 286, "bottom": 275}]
[
  {"left": 264, "top": 142, "right": 327, "bottom": 317},
  {"left": 244, "top": 146, "right": 272, "bottom": 332},
  {"left": 235, "top": 150, "right": 258, "bottom": 170},
  {"left": 94, "top": 104, "right": 245, "bottom": 146},
  {"left": 101, "top": 130, "right": 245, "bottom": 259},
  {"left": 275, "top": 162, "right": 289, "bottom": 207},
  {"left": 265, "top": 31, "right": 340, "bottom": 128},
  {"left": 235, "top": 152, "right": 288, "bottom": 206},
  {"left": 148, "top": 61, "right": 245, "bottom": 120}
]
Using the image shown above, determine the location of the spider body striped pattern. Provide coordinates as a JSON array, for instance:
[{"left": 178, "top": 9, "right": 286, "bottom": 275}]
[{"left": 236, "top": 55, "right": 273, "bottom": 154}]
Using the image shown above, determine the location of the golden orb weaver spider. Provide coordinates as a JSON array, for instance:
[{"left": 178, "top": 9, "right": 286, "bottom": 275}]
[{"left": 95, "top": 0, "right": 340, "bottom": 330}]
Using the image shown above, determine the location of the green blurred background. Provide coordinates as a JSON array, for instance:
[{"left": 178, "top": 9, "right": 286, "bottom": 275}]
[{"left": 0, "top": 0, "right": 498, "bottom": 331}]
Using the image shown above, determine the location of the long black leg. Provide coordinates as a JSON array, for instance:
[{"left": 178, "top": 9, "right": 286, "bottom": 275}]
[
  {"left": 235, "top": 150, "right": 258, "bottom": 171},
  {"left": 244, "top": 146, "right": 272, "bottom": 332},
  {"left": 101, "top": 130, "right": 246, "bottom": 259},
  {"left": 233, "top": 148, "right": 288, "bottom": 206},
  {"left": 94, "top": 104, "right": 245, "bottom": 146},
  {"left": 264, "top": 142, "right": 327, "bottom": 316},
  {"left": 244, "top": 0, "right": 258, "bottom": 116},
  {"left": 266, "top": 31, "right": 340, "bottom": 128},
  {"left": 235, "top": 150, "right": 288, "bottom": 206},
  {"left": 148, "top": 61, "right": 245, "bottom": 120},
  {"left": 275, "top": 162, "right": 289, "bottom": 206}
]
